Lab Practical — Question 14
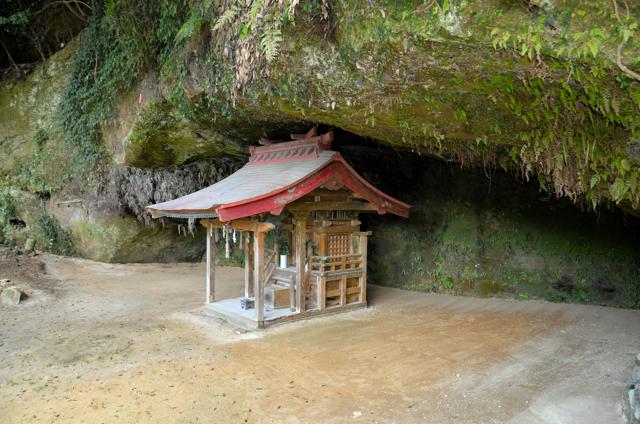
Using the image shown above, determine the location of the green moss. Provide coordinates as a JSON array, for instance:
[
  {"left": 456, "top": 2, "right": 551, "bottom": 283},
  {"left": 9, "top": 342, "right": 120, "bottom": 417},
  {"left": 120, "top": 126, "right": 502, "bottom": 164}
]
[
  {"left": 31, "top": 210, "right": 75, "bottom": 256},
  {"left": 125, "top": 100, "right": 246, "bottom": 168},
  {"left": 159, "top": 0, "right": 640, "bottom": 214},
  {"left": 111, "top": 222, "right": 207, "bottom": 263},
  {"left": 0, "top": 188, "right": 17, "bottom": 244},
  {"left": 58, "top": 1, "right": 188, "bottom": 170},
  {"left": 67, "top": 218, "right": 141, "bottom": 262},
  {"left": 0, "top": 41, "right": 76, "bottom": 178},
  {"left": 67, "top": 215, "right": 210, "bottom": 263}
]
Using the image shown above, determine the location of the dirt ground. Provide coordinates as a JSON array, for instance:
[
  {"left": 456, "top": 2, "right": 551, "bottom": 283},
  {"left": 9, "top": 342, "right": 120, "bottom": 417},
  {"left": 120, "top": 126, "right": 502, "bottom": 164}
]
[{"left": 0, "top": 255, "right": 638, "bottom": 424}]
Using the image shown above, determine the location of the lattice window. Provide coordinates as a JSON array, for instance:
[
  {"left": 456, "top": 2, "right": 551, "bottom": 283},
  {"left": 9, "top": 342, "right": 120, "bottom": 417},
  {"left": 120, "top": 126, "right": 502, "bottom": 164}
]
[{"left": 328, "top": 233, "right": 350, "bottom": 256}]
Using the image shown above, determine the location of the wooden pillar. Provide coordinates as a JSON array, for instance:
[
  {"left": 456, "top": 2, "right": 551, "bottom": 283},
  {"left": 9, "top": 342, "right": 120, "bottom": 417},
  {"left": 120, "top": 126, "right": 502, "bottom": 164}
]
[
  {"left": 287, "top": 229, "right": 294, "bottom": 267},
  {"left": 293, "top": 213, "right": 307, "bottom": 314},
  {"left": 318, "top": 275, "right": 326, "bottom": 310},
  {"left": 224, "top": 226, "right": 230, "bottom": 258},
  {"left": 253, "top": 228, "right": 265, "bottom": 322},
  {"left": 244, "top": 231, "right": 254, "bottom": 298},
  {"left": 318, "top": 233, "right": 327, "bottom": 256},
  {"left": 340, "top": 275, "right": 347, "bottom": 306},
  {"left": 205, "top": 224, "right": 216, "bottom": 304},
  {"left": 358, "top": 232, "right": 369, "bottom": 304}
]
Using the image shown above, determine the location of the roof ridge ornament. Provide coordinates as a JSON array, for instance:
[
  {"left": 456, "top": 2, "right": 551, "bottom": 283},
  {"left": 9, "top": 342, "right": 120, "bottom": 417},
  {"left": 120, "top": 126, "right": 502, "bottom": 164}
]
[
  {"left": 250, "top": 130, "right": 334, "bottom": 164},
  {"left": 258, "top": 127, "right": 319, "bottom": 145}
]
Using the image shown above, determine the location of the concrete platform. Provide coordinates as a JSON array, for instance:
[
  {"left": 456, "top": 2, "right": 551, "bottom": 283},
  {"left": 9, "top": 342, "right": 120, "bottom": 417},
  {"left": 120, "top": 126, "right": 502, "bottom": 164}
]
[
  {"left": 205, "top": 297, "right": 296, "bottom": 329},
  {"left": 204, "top": 296, "right": 367, "bottom": 329}
]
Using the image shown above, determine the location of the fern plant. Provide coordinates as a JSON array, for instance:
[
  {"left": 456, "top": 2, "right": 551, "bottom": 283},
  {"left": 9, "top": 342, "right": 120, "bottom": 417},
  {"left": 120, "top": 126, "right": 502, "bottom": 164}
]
[{"left": 202, "top": 0, "right": 330, "bottom": 99}]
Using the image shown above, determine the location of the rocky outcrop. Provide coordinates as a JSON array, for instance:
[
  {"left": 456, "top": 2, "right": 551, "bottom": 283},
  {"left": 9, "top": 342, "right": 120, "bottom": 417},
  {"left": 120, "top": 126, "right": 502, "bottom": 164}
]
[
  {"left": 0, "top": 1, "right": 638, "bottom": 308},
  {"left": 344, "top": 144, "right": 640, "bottom": 308},
  {"left": 168, "top": 0, "right": 640, "bottom": 214},
  {"left": 0, "top": 43, "right": 243, "bottom": 261}
]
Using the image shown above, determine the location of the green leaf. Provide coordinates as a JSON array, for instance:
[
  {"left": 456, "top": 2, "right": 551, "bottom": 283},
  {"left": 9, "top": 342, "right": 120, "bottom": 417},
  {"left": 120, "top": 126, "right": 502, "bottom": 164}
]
[
  {"left": 587, "top": 40, "right": 599, "bottom": 57},
  {"left": 620, "top": 159, "right": 631, "bottom": 172},
  {"left": 213, "top": 5, "right": 240, "bottom": 32}
]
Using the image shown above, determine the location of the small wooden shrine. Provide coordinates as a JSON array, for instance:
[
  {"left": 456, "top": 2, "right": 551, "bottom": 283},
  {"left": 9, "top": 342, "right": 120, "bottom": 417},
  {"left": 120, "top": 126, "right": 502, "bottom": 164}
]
[{"left": 147, "top": 128, "right": 410, "bottom": 328}]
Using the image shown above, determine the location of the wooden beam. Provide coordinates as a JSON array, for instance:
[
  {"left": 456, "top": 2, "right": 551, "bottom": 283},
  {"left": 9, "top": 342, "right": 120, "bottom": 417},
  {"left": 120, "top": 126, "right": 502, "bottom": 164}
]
[
  {"left": 253, "top": 228, "right": 265, "bottom": 322},
  {"left": 201, "top": 219, "right": 275, "bottom": 233},
  {"left": 312, "top": 225, "right": 360, "bottom": 234},
  {"left": 287, "top": 201, "right": 378, "bottom": 213},
  {"left": 205, "top": 225, "right": 216, "bottom": 304},
  {"left": 293, "top": 212, "right": 307, "bottom": 314}
]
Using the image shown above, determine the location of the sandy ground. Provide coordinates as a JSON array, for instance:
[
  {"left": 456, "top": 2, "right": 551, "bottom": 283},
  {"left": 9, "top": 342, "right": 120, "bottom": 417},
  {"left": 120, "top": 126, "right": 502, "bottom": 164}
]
[{"left": 0, "top": 255, "right": 638, "bottom": 424}]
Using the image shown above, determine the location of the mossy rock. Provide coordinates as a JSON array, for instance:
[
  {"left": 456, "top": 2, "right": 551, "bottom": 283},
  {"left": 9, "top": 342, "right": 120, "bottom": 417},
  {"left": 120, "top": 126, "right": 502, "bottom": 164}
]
[
  {"left": 357, "top": 146, "right": 640, "bottom": 309},
  {"left": 123, "top": 100, "right": 246, "bottom": 168},
  {"left": 66, "top": 214, "right": 206, "bottom": 263}
]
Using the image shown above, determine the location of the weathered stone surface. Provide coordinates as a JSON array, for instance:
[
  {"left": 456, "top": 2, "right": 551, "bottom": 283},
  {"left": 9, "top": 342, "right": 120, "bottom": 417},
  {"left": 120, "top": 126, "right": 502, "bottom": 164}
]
[
  {"left": 167, "top": 1, "right": 640, "bottom": 215},
  {"left": 0, "top": 279, "right": 10, "bottom": 291},
  {"left": 632, "top": 386, "right": 640, "bottom": 424},
  {"left": 23, "top": 238, "right": 35, "bottom": 253},
  {"left": 0, "top": 286, "right": 22, "bottom": 306},
  {"left": 352, "top": 146, "right": 640, "bottom": 308}
]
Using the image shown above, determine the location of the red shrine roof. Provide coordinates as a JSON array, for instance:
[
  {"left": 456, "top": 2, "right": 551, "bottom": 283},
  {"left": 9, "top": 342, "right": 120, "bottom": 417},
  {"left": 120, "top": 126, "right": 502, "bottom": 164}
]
[{"left": 147, "top": 130, "right": 410, "bottom": 222}]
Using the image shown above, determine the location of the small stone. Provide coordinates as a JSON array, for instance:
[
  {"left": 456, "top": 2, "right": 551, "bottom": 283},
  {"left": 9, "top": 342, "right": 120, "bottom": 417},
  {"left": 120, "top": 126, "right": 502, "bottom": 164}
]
[
  {"left": 0, "top": 286, "right": 22, "bottom": 305},
  {"left": 0, "top": 279, "right": 10, "bottom": 291},
  {"left": 24, "top": 238, "right": 35, "bottom": 253}
]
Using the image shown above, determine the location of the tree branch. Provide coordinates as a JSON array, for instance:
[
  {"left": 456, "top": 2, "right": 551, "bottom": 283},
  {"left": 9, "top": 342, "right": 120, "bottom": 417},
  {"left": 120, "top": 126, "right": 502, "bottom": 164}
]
[
  {"left": 611, "top": 0, "right": 640, "bottom": 81},
  {"left": 616, "top": 42, "right": 640, "bottom": 81},
  {"left": 0, "top": 38, "right": 21, "bottom": 75}
]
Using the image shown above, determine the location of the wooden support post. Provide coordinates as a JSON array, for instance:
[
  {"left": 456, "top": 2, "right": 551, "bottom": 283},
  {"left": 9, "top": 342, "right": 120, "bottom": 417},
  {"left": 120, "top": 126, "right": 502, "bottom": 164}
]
[
  {"left": 224, "top": 226, "right": 230, "bottom": 258},
  {"left": 205, "top": 224, "right": 216, "bottom": 304},
  {"left": 318, "top": 232, "right": 327, "bottom": 256},
  {"left": 289, "top": 276, "right": 296, "bottom": 312},
  {"left": 293, "top": 213, "right": 307, "bottom": 314},
  {"left": 287, "top": 229, "right": 294, "bottom": 267},
  {"left": 244, "top": 231, "right": 254, "bottom": 298},
  {"left": 253, "top": 228, "right": 265, "bottom": 322},
  {"left": 358, "top": 232, "right": 369, "bottom": 304},
  {"left": 318, "top": 275, "right": 326, "bottom": 310},
  {"left": 340, "top": 275, "right": 347, "bottom": 306}
]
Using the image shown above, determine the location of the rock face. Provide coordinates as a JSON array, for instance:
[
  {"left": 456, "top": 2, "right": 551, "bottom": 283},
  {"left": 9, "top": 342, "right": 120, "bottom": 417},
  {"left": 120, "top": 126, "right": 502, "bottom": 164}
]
[
  {"left": 165, "top": 0, "right": 640, "bottom": 214},
  {"left": 0, "top": 1, "right": 638, "bottom": 307},
  {"left": 343, "top": 144, "right": 640, "bottom": 308},
  {"left": 0, "top": 42, "right": 243, "bottom": 262},
  {"left": 0, "top": 286, "right": 22, "bottom": 306}
]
